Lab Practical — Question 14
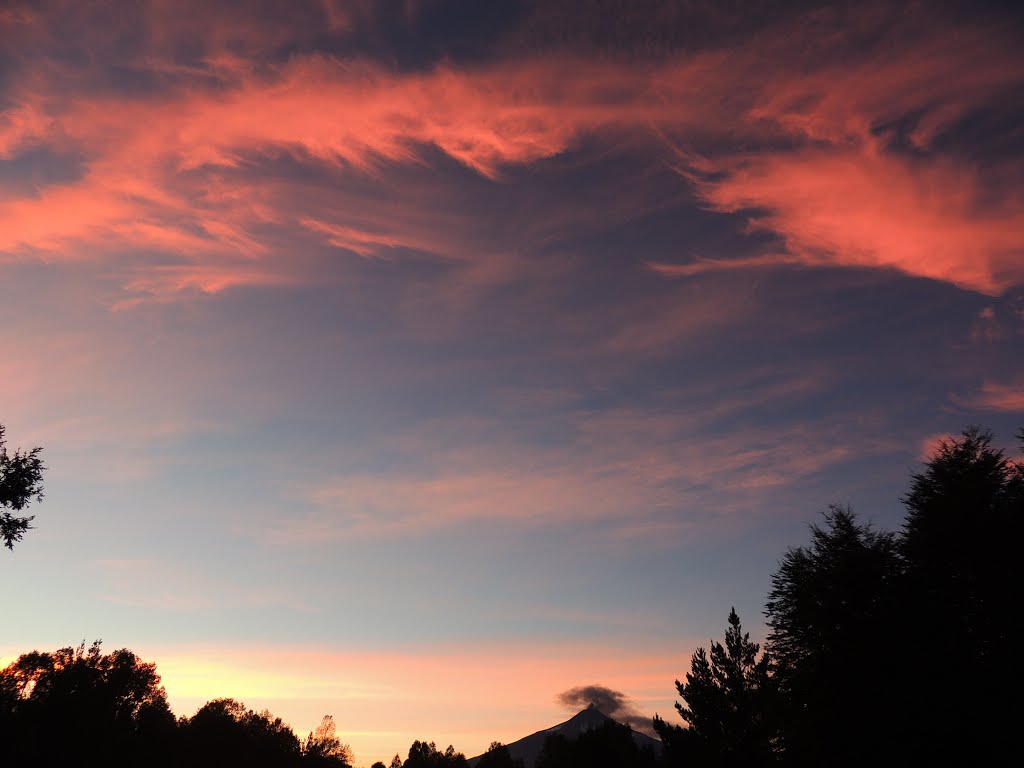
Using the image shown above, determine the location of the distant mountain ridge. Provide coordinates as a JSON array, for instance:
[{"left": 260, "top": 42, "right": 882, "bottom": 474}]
[{"left": 469, "top": 705, "right": 663, "bottom": 768}]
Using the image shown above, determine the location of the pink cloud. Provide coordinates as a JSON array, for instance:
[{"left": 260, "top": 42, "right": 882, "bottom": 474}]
[
  {"left": 112, "top": 263, "right": 297, "bottom": 309},
  {"left": 662, "top": 15, "right": 1024, "bottom": 295},
  {"left": 961, "top": 382, "right": 1024, "bottom": 413},
  {"left": 4, "top": 53, "right": 645, "bottom": 297},
  {"left": 1, "top": 4, "right": 1021, "bottom": 306},
  {"left": 694, "top": 148, "right": 1024, "bottom": 295},
  {"left": 918, "top": 433, "right": 957, "bottom": 462}
]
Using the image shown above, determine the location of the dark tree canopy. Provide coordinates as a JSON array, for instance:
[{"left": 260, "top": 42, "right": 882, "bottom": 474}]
[
  {"left": 0, "top": 641, "right": 176, "bottom": 767},
  {"left": 764, "top": 506, "right": 901, "bottom": 766},
  {"left": 898, "top": 427, "right": 1024, "bottom": 763},
  {"left": 0, "top": 640, "right": 354, "bottom": 768},
  {"left": 403, "top": 740, "right": 469, "bottom": 768},
  {"left": 766, "top": 506, "right": 900, "bottom": 673},
  {"left": 755, "top": 429, "right": 1022, "bottom": 765},
  {"left": 476, "top": 741, "right": 524, "bottom": 768},
  {"left": 180, "top": 697, "right": 306, "bottom": 767},
  {"left": 655, "top": 609, "right": 777, "bottom": 768},
  {"left": 0, "top": 424, "right": 44, "bottom": 550},
  {"left": 902, "top": 427, "right": 1023, "bottom": 656}
]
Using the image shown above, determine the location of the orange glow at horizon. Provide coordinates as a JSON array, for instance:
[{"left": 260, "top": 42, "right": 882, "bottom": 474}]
[{"left": 0, "top": 641, "right": 695, "bottom": 764}]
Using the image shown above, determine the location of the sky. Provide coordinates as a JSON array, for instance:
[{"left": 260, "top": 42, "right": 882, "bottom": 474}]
[{"left": 1, "top": 0, "right": 1023, "bottom": 762}]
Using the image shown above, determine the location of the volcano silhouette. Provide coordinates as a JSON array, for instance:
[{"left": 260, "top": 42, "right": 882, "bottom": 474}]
[{"left": 469, "top": 704, "right": 663, "bottom": 767}]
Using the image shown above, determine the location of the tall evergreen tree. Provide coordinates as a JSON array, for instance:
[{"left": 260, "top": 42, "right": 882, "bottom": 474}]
[
  {"left": 655, "top": 609, "right": 777, "bottom": 767},
  {"left": 764, "top": 506, "right": 901, "bottom": 766},
  {"left": 900, "top": 427, "right": 1023, "bottom": 763}
]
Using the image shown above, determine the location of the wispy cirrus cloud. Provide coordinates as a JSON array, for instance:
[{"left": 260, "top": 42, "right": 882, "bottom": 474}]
[
  {"left": 2, "top": 3, "right": 1021, "bottom": 304},
  {"left": 657, "top": 11, "right": 1024, "bottom": 295},
  {"left": 286, "top": 22, "right": 1024, "bottom": 301},
  {"left": 270, "top": 387, "right": 890, "bottom": 543}
]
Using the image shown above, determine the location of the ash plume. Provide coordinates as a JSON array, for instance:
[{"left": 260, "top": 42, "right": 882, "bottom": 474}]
[{"left": 556, "top": 684, "right": 654, "bottom": 735}]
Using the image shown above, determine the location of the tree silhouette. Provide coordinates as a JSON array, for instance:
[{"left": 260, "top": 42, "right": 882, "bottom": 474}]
[
  {"left": 899, "top": 427, "right": 1023, "bottom": 763},
  {"left": 902, "top": 427, "right": 1022, "bottom": 658},
  {"left": 476, "top": 741, "right": 524, "bottom": 768},
  {"left": 303, "top": 714, "right": 353, "bottom": 766},
  {"left": 0, "top": 639, "right": 363, "bottom": 767},
  {"left": 655, "top": 609, "right": 777, "bottom": 767},
  {"left": 0, "top": 424, "right": 44, "bottom": 550},
  {"left": 764, "top": 506, "right": 900, "bottom": 766},
  {"left": 180, "top": 697, "right": 305, "bottom": 767},
  {"left": 403, "top": 740, "right": 468, "bottom": 768},
  {"left": 0, "top": 641, "right": 175, "bottom": 767}
]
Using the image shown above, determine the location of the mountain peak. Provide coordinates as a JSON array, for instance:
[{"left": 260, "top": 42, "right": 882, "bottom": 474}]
[
  {"left": 469, "top": 706, "right": 661, "bottom": 768},
  {"left": 557, "top": 705, "right": 613, "bottom": 735}
]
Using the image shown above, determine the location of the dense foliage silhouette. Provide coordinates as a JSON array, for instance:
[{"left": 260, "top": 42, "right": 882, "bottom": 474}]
[
  {"left": 899, "top": 427, "right": 1023, "bottom": 764},
  {"left": 0, "top": 641, "right": 176, "bottom": 767},
  {"left": 765, "top": 506, "right": 901, "bottom": 766},
  {"left": 476, "top": 741, "right": 524, "bottom": 768},
  {"left": 0, "top": 643, "right": 352, "bottom": 768},
  {"left": 657, "top": 426, "right": 1021, "bottom": 767},
  {"left": 0, "top": 424, "right": 44, "bottom": 550},
  {"left": 181, "top": 697, "right": 303, "bottom": 766},
  {"left": 404, "top": 740, "right": 469, "bottom": 768}
]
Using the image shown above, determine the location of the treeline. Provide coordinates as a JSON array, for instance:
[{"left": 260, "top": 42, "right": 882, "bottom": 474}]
[
  {"left": 654, "top": 426, "right": 1022, "bottom": 767},
  {"left": 0, "top": 641, "right": 352, "bottom": 767},
  {"left": 0, "top": 647, "right": 661, "bottom": 768},
  {"left": 2, "top": 426, "right": 1020, "bottom": 766},
  {"left": 374, "top": 722, "right": 663, "bottom": 768}
]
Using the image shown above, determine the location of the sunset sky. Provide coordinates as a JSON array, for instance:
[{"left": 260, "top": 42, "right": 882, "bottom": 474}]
[{"left": 1, "top": 0, "right": 1023, "bottom": 762}]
